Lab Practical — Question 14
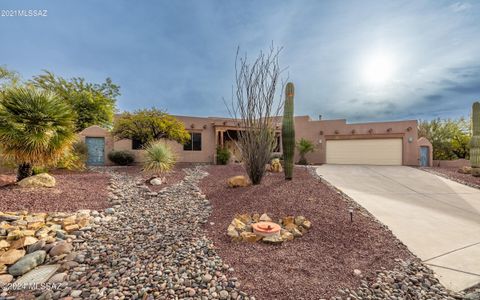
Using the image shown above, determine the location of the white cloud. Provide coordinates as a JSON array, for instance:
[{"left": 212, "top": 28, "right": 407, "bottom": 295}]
[{"left": 450, "top": 2, "right": 471, "bottom": 12}]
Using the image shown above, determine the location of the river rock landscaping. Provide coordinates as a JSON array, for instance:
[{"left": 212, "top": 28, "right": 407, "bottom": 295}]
[
  {"left": 1, "top": 165, "right": 480, "bottom": 299},
  {"left": 0, "top": 209, "right": 109, "bottom": 297},
  {"left": 30, "top": 166, "right": 249, "bottom": 300}
]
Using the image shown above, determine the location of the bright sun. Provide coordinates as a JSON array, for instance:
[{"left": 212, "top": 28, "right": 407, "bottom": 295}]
[{"left": 362, "top": 53, "right": 395, "bottom": 85}]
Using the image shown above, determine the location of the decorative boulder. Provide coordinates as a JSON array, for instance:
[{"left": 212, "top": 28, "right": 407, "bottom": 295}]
[
  {"left": 458, "top": 166, "right": 472, "bottom": 174},
  {"left": 18, "top": 173, "right": 56, "bottom": 188},
  {"left": 8, "top": 250, "right": 46, "bottom": 276},
  {"left": 270, "top": 159, "right": 283, "bottom": 173},
  {"left": 227, "top": 176, "right": 251, "bottom": 188},
  {"left": 150, "top": 177, "right": 164, "bottom": 186}
]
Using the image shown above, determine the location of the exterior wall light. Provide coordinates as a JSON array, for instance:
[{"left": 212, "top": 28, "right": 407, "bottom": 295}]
[{"left": 408, "top": 137, "right": 414, "bottom": 143}]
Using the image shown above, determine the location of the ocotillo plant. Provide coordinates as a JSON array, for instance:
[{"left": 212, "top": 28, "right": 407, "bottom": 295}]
[
  {"left": 471, "top": 101, "right": 480, "bottom": 177},
  {"left": 282, "top": 82, "right": 295, "bottom": 180}
]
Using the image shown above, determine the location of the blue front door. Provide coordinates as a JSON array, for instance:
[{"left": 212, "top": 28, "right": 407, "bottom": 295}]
[
  {"left": 420, "top": 146, "right": 429, "bottom": 167},
  {"left": 86, "top": 137, "right": 105, "bottom": 165}
]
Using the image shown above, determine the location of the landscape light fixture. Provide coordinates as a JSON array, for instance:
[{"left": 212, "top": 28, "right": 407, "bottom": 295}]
[{"left": 349, "top": 207, "right": 354, "bottom": 222}]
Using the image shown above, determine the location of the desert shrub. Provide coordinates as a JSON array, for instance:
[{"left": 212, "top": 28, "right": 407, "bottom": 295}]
[
  {"left": 216, "top": 146, "right": 231, "bottom": 165},
  {"left": 32, "top": 166, "right": 49, "bottom": 175},
  {"left": 143, "top": 141, "right": 176, "bottom": 175},
  {"left": 57, "top": 140, "right": 88, "bottom": 170},
  {"left": 296, "top": 138, "right": 315, "bottom": 165},
  {"left": 108, "top": 150, "right": 135, "bottom": 166},
  {"left": 0, "top": 148, "right": 16, "bottom": 170},
  {"left": 225, "top": 46, "right": 284, "bottom": 184}
]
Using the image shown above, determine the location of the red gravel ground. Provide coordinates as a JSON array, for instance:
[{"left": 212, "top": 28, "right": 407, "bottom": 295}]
[
  {"left": 111, "top": 163, "right": 191, "bottom": 191},
  {"left": 423, "top": 167, "right": 480, "bottom": 189},
  {"left": 200, "top": 165, "right": 413, "bottom": 300},
  {"left": 0, "top": 170, "right": 110, "bottom": 212}
]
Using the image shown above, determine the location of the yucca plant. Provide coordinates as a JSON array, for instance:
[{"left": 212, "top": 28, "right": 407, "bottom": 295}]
[
  {"left": 143, "top": 141, "right": 177, "bottom": 175},
  {"left": 296, "top": 138, "right": 315, "bottom": 165},
  {"left": 0, "top": 87, "right": 75, "bottom": 180}
]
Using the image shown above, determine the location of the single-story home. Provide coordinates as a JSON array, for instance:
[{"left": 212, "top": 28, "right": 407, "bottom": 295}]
[{"left": 78, "top": 115, "right": 433, "bottom": 167}]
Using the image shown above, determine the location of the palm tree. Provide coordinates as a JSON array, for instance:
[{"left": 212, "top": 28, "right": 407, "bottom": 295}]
[
  {"left": 0, "top": 87, "right": 75, "bottom": 180},
  {"left": 296, "top": 138, "right": 315, "bottom": 165}
]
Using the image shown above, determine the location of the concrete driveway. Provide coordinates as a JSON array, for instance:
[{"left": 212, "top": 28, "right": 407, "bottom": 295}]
[{"left": 316, "top": 165, "right": 480, "bottom": 292}]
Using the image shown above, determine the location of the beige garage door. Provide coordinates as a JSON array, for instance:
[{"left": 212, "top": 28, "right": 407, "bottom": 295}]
[{"left": 326, "top": 138, "right": 402, "bottom": 165}]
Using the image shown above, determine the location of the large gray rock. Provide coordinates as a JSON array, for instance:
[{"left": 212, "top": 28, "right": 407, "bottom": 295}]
[
  {"left": 17, "top": 173, "right": 55, "bottom": 188},
  {"left": 8, "top": 250, "right": 46, "bottom": 276},
  {"left": 27, "top": 240, "right": 46, "bottom": 254}
]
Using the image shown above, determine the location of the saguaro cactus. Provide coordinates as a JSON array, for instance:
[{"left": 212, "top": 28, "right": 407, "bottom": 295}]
[
  {"left": 282, "top": 82, "right": 295, "bottom": 180},
  {"left": 471, "top": 101, "right": 480, "bottom": 177}
]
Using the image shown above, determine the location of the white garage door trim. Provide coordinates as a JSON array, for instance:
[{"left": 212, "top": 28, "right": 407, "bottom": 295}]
[{"left": 326, "top": 138, "right": 403, "bottom": 165}]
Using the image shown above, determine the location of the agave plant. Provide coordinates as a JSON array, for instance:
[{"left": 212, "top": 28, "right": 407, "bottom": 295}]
[
  {"left": 0, "top": 87, "right": 75, "bottom": 180},
  {"left": 143, "top": 140, "right": 177, "bottom": 175}
]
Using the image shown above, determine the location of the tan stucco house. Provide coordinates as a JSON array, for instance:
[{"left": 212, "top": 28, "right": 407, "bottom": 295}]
[{"left": 78, "top": 115, "right": 432, "bottom": 167}]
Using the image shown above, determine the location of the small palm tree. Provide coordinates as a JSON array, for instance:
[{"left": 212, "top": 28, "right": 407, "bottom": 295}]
[
  {"left": 0, "top": 87, "right": 75, "bottom": 180},
  {"left": 143, "top": 140, "right": 177, "bottom": 175},
  {"left": 296, "top": 138, "right": 315, "bottom": 165}
]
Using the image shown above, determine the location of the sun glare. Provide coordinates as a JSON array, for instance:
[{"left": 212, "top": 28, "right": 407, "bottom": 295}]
[{"left": 362, "top": 52, "right": 395, "bottom": 85}]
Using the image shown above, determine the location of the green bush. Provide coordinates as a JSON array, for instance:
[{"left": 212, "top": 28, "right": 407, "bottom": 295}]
[
  {"left": 143, "top": 141, "right": 176, "bottom": 174},
  {"left": 32, "top": 166, "right": 49, "bottom": 175},
  {"left": 216, "top": 146, "right": 231, "bottom": 165},
  {"left": 57, "top": 140, "right": 88, "bottom": 170},
  {"left": 108, "top": 150, "right": 135, "bottom": 166}
]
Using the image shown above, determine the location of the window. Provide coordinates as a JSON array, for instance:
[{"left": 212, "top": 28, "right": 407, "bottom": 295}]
[
  {"left": 273, "top": 133, "right": 281, "bottom": 152},
  {"left": 184, "top": 132, "right": 202, "bottom": 151},
  {"left": 132, "top": 138, "right": 144, "bottom": 150}
]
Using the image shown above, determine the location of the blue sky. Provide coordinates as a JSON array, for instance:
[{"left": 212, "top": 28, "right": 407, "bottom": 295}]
[{"left": 1, "top": 0, "right": 479, "bottom": 122}]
